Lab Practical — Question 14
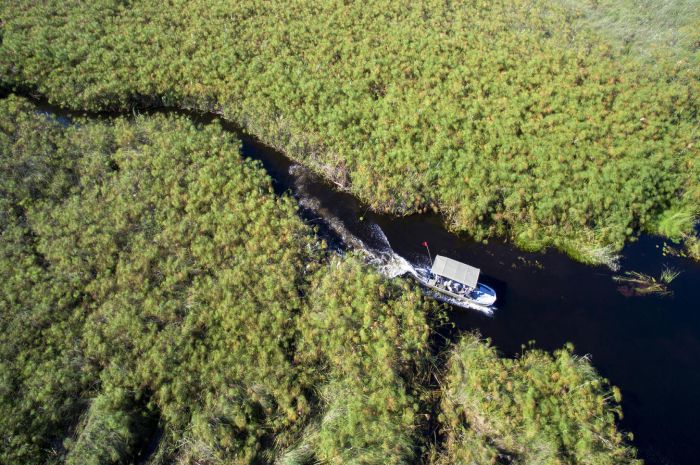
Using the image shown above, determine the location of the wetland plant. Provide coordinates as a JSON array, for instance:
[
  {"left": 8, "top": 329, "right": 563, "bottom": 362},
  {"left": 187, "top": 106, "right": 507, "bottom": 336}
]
[{"left": 613, "top": 266, "right": 681, "bottom": 296}]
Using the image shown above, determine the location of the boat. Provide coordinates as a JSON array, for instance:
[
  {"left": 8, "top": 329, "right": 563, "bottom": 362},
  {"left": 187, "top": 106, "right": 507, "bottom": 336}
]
[{"left": 414, "top": 255, "right": 496, "bottom": 308}]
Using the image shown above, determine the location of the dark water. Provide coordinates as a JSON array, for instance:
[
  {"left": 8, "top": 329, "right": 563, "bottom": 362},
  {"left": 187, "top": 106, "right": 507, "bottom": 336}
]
[
  {"left": 238, "top": 129, "right": 700, "bottom": 465},
  {"left": 20, "top": 98, "right": 700, "bottom": 465}
]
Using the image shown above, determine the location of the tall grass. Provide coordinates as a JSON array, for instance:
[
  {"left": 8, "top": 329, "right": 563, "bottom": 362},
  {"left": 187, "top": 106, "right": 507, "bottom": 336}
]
[
  {"left": 655, "top": 207, "right": 699, "bottom": 261},
  {"left": 686, "top": 236, "right": 700, "bottom": 261},
  {"left": 561, "top": 0, "right": 700, "bottom": 62},
  {"left": 655, "top": 207, "right": 698, "bottom": 241},
  {"left": 435, "top": 333, "right": 641, "bottom": 465},
  {"left": 559, "top": 228, "right": 623, "bottom": 270}
]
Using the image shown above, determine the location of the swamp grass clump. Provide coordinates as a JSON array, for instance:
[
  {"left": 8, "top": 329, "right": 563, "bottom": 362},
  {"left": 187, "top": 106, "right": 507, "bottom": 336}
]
[
  {"left": 660, "top": 266, "right": 682, "bottom": 284},
  {"left": 654, "top": 206, "right": 699, "bottom": 260},
  {"left": 614, "top": 266, "right": 681, "bottom": 296},
  {"left": 654, "top": 207, "right": 697, "bottom": 241},
  {"left": 685, "top": 236, "right": 700, "bottom": 261},
  {"left": 291, "top": 256, "right": 434, "bottom": 465},
  {"left": 435, "top": 334, "right": 642, "bottom": 465}
]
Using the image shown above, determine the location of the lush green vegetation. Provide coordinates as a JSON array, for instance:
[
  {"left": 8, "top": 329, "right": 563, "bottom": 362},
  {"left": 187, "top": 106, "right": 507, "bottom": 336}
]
[
  {"left": 563, "top": 0, "right": 700, "bottom": 62},
  {"left": 436, "top": 335, "right": 641, "bottom": 465},
  {"left": 0, "top": 94, "right": 323, "bottom": 464},
  {"left": 285, "top": 257, "right": 433, "bottom": 465},
  {"left": 0, "top": 94, "right": 430, "bottom": 464},
  {"left": 1, "top": 0, "right": 697, "bottom": 263},
  {"left": 1, "top": 94, "right": 640, "bottom": 464}
]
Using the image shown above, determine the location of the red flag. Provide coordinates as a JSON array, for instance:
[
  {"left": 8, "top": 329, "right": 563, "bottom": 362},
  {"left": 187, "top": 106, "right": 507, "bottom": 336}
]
[{"left": 421, "top": 241, "right": 429, "bottom": 247}]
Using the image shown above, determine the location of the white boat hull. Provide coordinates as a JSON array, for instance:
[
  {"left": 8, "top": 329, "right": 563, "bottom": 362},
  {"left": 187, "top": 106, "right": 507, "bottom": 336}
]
[{"left": 413, "top": 274, "right": 497, "bottom": 308}]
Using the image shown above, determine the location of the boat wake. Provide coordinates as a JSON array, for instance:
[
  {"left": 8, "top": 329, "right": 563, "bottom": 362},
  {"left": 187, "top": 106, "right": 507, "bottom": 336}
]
[
  {"left": 290, "top": 164, "right": 494, "bottom": 315},
  {"left": 365, "top": 223, "right": 418, "bottom": 278}
]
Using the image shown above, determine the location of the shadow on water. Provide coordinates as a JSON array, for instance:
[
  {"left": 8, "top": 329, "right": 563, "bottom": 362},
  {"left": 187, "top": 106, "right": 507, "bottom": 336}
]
[{"left": 18, "top": 96, "right": 700, "bottom": 465}]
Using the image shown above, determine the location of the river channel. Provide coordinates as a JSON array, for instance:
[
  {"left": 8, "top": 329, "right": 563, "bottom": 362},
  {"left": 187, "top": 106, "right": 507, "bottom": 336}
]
[
  {"left": 238, "top": 117, "right": 700, "bottom": 465},
  {"left": 28, "top": 99, "right": 700, "bottom": 465}
]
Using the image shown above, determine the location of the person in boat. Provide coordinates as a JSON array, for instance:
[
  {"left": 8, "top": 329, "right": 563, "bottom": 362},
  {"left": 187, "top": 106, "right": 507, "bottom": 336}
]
[
  {"left": 419, "top": 254, "right": 497, "bottom": 307},
  {"left": 458, "top": 285, "right": 468, "bottom": 297}
]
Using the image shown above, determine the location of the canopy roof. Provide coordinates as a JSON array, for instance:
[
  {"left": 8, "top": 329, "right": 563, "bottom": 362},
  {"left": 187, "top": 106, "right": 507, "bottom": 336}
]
[{"left": 431, "top": 255, "right": 480, "bottom": 288}]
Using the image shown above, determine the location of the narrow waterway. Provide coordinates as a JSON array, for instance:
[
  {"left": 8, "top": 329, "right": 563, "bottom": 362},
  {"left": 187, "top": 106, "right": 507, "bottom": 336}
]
[
  {"left": 236, "top": 118, "right": 700, "bottom": 465},
  {"left": 27, "top": 99, "right": 700, "bottom": 465}
]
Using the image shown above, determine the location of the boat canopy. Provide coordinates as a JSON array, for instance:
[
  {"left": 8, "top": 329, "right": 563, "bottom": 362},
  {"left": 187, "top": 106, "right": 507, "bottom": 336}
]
[{"left": 431, "top": 255, "right": 480, "bottom": 288}]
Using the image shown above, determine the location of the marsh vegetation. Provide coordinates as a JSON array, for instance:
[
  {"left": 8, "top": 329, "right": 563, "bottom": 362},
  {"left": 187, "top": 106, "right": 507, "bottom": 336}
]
[
  {"left": 0, "top": 95, "right": 641, "bottom": 464},
  {"left": 1, "top": 0, "right": 697, "bottom": 263},
  {"left": 1, "top": 0, "right": 696, "bottom": 463},
  {"left": 614, "top": 266, "right": 682, "bottom": 296},
  {"left": 436, "top": 335, "right": 641, "bottom": 465}
]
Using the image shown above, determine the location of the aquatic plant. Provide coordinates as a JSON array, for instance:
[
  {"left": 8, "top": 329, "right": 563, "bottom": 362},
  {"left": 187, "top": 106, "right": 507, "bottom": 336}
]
[
  {"left": 686, "top": 236, "right": 700, "bottom": 261},
  {"left": 613, "top": 269, "right": 680, "bottom": 296},
  {"left": 295, "top": 256, "right": 434, "bottom": 465},
  {"left": 560, "top": 0, "right": 700, "bottom": 62},
  {"left": 0, "top": 94, "right": 321, "bottom": 465},
  {"left": 654, "top": 207, "right": 697, "bottom": 241},
  {"left": 1, "top": 0, "right": 697, "bottom": 263},
  {"left": 435, "top": 334, "right": 642, "bottom": 465},
  {"left": 660, "top": 266, "right": 682, "bottom": 284},
  {"left": 64, "top": 391, "right": 149, "bottom": 465}
]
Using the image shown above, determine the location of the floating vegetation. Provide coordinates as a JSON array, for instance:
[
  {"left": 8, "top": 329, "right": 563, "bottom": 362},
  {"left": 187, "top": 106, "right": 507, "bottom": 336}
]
[
  {"left": 661, "top": 266, "right": 682, "bottom": 284},
  {"left": 614, "top": 266, "right": 681, "bottom": 297},
  {"left": 661, "top": 235, "right": 700, "bottom": 261},
  {"left": 661, "top": 242, "right": 683, "bottom": 258},
  {"left": 512, "top": 256, "right": 545, "bottom": 270}
]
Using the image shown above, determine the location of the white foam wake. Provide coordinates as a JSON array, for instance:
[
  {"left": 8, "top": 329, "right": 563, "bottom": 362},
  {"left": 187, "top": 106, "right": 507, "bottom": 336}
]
[
  {"left": 289, "top": 164, "right": 493, "bottom": 315},
  {"left": 362, "top": 224, "right": 493, "bottom": 314}
]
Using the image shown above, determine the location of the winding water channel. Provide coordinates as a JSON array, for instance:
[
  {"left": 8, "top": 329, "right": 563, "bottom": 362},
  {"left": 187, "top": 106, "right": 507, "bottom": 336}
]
[{"left": 29, "top": 100, "right": 700, "bottom": 465}]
